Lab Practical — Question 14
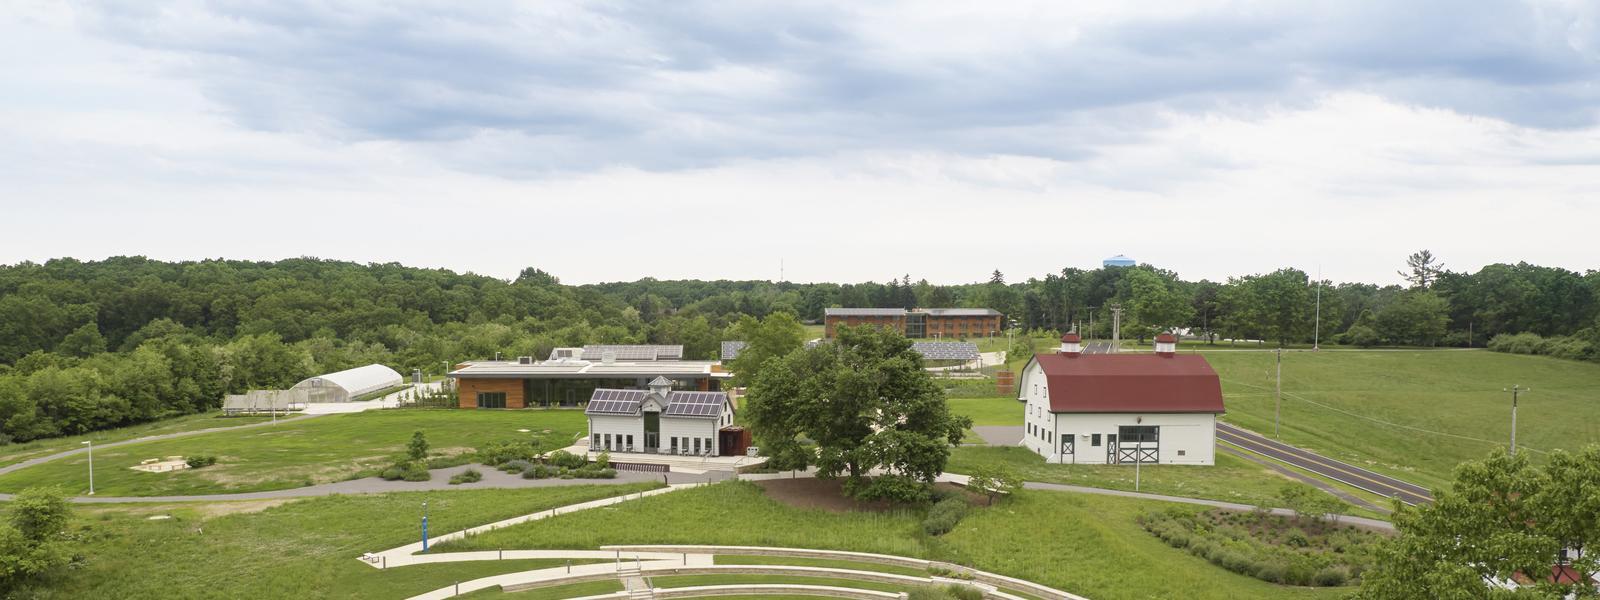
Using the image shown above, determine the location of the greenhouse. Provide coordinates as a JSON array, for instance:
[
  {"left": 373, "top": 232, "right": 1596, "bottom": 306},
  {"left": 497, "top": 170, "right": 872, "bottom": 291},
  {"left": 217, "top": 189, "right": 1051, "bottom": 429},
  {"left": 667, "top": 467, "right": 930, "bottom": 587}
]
[{"left": 290, "top": 364, "right": 404, "bottom": 403}]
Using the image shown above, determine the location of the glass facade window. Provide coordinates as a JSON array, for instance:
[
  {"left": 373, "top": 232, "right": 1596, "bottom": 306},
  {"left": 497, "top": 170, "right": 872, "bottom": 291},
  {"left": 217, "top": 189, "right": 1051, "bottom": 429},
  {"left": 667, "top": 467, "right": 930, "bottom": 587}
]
[{"left": 476, "top": 392, "right": 507, "bottom": 409}]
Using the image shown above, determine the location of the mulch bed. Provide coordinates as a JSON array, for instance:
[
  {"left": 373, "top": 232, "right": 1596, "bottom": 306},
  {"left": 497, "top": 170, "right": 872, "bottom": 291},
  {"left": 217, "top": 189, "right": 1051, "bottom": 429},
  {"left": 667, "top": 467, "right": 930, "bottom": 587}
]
[{"left": 752, "top": 477, "right": 976, "bottom": 513}]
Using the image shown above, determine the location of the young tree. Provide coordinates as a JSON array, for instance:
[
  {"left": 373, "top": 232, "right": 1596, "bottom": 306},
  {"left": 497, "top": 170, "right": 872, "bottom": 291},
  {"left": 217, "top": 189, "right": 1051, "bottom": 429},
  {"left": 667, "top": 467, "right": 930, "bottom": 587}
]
[
  {"left": 1400, "top": 250, "right": 1445, "bottom": 288},
  {"left": 0, "top": 487, "right": 74, "bottom": 592},
  {"left": 406, "top": 430, "right": 429, "bottom": 461},
  {"left": 744, "top": 325, "right": 971, "bottom": 502},
  {"left": 967, "top": 466, "right": 1023, "bottom": 505}
]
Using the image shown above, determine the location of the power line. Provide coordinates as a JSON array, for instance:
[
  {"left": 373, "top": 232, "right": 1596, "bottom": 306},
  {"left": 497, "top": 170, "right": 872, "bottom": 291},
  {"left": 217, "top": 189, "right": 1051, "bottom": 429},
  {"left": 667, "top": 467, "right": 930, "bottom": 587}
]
[{"left": 1220, "top": 376, "right": 1549, "bottom": 454}]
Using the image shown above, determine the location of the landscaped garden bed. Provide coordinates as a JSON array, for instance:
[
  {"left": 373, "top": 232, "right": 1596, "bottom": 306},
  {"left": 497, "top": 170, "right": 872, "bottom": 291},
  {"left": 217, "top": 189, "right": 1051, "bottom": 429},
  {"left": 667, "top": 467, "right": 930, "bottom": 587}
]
[{"left": 1138, "top": 507, "right": 1384, "bottom": 587}]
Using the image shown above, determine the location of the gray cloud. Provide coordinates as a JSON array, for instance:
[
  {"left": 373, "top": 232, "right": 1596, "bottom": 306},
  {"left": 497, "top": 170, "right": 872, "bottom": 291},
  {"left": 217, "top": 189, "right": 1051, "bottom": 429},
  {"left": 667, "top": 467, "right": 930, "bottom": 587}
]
[{"left": 52, "top": 0, "right": 1600, "bottom": 175}]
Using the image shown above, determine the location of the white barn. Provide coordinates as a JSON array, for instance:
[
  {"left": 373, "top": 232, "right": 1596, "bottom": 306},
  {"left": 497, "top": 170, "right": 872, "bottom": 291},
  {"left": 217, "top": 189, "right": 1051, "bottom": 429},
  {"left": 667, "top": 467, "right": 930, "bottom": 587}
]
[
  {"left": 291, "top": 364, "right": 404, "bottom": 404},
  {"left": 584, "top": 377, "right": 736, "bottom": 456},
  {"left": 1019, "top": 333, "right": 1224, "bottom": 465}
]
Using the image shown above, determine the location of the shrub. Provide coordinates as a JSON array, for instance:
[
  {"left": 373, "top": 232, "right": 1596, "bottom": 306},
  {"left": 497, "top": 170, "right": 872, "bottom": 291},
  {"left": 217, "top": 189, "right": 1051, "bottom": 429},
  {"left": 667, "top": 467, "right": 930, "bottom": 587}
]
[
  {"left": 448, "top": 468, "right": 482, "bottom": 485},
  {"left": 1313, "top": 566, "right": 1349, "bottom": 587},
  {"left": 921, "top": 496, "right": 970, "bottom": 536},
  {"left": 500, "top": 459, "right": 535, "bottom": 474},
  {"left": 479, "top": 441, "right": 540, "bottom": 466},
  {"left": 1285, "top": 528, "right": 1310, "bottom": 548},
  {"left": 184, "top": 455, "right": 217, "bottom": 469},
  {"left": 595, "top": 451, "right": 610, "bottom": 469},
  {"left": 547, "top": 450, "right": 586, "bottom": 470},
  {"left": 522, "top": 464, "right": 556, "bottom": 479},
  {"left": 379, "top": 460, "right": 431, "bottom": 482},
  {"left": 1255, "top": 563, "right": 1286, "bottom": 584},
  {"left": 1340, "top": 325, "right": 1380, "bottom": 348},
  {"left": 946, "top": 584, "right": 983, "bottom": 600}
]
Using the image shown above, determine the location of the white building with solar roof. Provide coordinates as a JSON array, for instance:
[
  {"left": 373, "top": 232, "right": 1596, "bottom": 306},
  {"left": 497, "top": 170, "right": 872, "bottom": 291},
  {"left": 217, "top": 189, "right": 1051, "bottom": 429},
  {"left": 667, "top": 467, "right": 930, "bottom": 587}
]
[{"left": 584, "top": 376, "right": 736, "bottom": 456}]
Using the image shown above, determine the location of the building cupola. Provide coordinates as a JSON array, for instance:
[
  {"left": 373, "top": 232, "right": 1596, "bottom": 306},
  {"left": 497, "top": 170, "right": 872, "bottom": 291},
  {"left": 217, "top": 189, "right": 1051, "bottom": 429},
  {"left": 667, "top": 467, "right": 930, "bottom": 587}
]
[
  {"left": 1059, "top": 332, "right": 1082, "bottom": 356},
  {"left": 647, "top": 376, "right": 673, "bottom": 398},
  {"left": 1155, "top": 333, "right": 1177, "bottom": 357}
]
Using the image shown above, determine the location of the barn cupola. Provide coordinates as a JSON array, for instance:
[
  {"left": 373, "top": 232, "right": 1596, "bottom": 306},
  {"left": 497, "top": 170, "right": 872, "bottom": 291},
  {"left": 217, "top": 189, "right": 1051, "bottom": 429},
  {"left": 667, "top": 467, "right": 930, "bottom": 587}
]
[
  {"left": 1059, "top": 332, "right": 1082, "bottom": 356},
  {"left": 648, "top": 376, "right": 673, "bottom": 398},
  {"left": 1155, "top": 333, "right": 1178, "bottom": 357}
]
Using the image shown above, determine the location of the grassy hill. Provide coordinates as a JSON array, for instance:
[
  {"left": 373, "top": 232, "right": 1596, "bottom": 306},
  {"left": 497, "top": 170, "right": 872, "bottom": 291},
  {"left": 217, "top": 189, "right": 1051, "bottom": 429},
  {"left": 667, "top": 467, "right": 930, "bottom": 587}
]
[{"left": 1198, "top": 348, "right": 1600, "bottom": 489}]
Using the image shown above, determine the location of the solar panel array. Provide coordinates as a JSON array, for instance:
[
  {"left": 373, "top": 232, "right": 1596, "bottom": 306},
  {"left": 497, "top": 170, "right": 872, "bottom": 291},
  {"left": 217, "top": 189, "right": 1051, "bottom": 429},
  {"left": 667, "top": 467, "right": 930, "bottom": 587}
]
[
  {"left": 911, "top": 341, "right": 980, "bottom": 361},
  {"left": 720, "top": 341, "right": 746, "bottom": 361},
  {"left": 581, "top": 345, "right": 685, "bottom": 361},
  {"left": 663, "top": 391, "right": 726, "bottom": 418},
  {"left": 584, "top": 389, "right": 647, "bottom": 415}
]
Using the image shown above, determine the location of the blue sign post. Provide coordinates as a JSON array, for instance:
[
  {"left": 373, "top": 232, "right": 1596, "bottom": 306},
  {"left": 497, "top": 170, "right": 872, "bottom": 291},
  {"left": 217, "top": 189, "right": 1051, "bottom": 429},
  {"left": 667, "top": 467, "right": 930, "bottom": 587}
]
[{"left": 421, "top": 501, "right": 430, "bottom": 553}]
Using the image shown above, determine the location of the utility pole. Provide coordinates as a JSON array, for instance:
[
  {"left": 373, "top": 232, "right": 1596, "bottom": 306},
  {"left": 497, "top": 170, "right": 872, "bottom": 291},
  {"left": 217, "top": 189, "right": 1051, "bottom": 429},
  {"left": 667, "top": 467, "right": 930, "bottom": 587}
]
[
  {"left": 1505, "top": 385, "right": 1529, "bottom": 455},
  {"left": 1110, "top": 304, "right": 1123, "bottom": 353},
  {"left": 1274, "top": 348, "right": 1283, "bottom": 438}
]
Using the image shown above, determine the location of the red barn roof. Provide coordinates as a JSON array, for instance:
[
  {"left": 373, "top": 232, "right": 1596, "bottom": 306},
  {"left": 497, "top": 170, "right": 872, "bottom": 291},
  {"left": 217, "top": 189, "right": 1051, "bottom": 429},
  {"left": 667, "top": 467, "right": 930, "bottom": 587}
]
[{"left": 1033, "top": 353, "right": 1225, "bottom": 414}]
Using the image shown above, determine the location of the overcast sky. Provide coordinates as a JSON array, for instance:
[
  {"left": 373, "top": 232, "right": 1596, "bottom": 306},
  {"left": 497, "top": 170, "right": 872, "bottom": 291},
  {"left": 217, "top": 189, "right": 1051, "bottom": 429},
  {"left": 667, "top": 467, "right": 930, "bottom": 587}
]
[{"left": 3, "top": 1, "right": 1597, "bottom": 286}]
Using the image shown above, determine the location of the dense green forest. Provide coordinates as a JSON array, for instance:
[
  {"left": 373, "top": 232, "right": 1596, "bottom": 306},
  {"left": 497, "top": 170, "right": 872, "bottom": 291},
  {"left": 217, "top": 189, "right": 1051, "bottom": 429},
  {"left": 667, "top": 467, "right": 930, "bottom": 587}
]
[{"left": 0, "top": 253, "right": 1595, "bottom": 443}]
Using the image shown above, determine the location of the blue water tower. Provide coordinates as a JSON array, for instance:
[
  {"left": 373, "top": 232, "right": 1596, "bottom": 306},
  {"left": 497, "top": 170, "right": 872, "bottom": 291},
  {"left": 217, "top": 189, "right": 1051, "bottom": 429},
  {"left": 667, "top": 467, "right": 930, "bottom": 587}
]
[{"left": 1103, "top": 255, "right": 1136, "bottom": 268}]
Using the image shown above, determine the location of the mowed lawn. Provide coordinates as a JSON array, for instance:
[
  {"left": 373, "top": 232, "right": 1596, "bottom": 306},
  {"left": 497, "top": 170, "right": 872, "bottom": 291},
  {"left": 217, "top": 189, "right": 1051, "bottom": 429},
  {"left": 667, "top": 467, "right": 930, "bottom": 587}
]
[
  {"left": 438, "top": 480, "right": 1345, "bottom": 600},
  {"left": 0, "top": 409, "right": 589, "bottom": 496},
  {"left": 17, "top": 484, "right": 657, "bottom": 600},
  {"left": 0, "top": 412, "right": 276, "bottom": 468},
  {"left": 947, "top": 396, "right": 1023, "bottom": 425},
  {"left": 944, "top": 446, "right": 1380, "bottom": 515},
  {"left": 1200, "top": 349, "right": 1600, "bottom": 489}
]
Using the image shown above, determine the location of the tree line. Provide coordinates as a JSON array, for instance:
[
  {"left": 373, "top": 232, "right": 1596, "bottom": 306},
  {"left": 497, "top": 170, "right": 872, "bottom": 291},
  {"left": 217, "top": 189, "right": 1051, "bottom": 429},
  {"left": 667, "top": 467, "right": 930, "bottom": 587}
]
[
  {"left": 585, "top": 252, "right": 1600, "bottom": 351},
  {"left": 0, "top": 253, "right": 1595, "bottom": 443}
]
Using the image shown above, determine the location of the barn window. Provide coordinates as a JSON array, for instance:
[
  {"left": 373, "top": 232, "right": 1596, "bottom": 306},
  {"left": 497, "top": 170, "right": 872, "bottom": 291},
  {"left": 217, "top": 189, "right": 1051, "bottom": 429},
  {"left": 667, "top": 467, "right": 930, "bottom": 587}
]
[{"left": 1091, "top": 434, "right": 1101, "bottom": 447}]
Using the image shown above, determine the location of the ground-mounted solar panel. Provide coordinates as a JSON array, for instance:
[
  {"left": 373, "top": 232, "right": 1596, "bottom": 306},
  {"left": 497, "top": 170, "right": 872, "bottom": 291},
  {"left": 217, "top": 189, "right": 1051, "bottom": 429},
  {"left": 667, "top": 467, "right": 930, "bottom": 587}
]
[
  {"left": 720, "top": 341, "right": 746, "bottom": 361},
  {"left": 911, "top": 341, "right": 980, "bottom": 361}
]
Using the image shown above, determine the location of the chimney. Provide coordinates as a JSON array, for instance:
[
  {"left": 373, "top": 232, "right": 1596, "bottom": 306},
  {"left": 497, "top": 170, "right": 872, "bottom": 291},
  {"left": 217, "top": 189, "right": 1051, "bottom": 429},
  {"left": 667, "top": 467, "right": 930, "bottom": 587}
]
[
  {"left": 1155, "top": 333, "right": 1177, "bottom": 357},
  {"left": 1059, "top": 332, "right": 1082, "bottom": 356}
]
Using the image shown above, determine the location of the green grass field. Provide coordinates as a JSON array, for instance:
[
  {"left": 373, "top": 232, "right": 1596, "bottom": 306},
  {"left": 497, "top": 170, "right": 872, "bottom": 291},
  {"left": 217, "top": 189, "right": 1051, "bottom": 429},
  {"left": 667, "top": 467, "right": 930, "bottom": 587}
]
[
  {"left": 0, "top": 412, "right": 276, "bottom": 468},
  {"left": 948, "top": 446, "right": 1381, "bottom": 518},
  {"left": 649, "top": 574, "right": 910, "bottom": 593},
  {"left": 16, "top": 483, "right": 657, "bottom": 599},
  {"left": 947, "top": 396, "right": 1022, "bottom": 425},
  {"left": 437, "top": 480, "right": 1343, "bottom": 600},
  {"left": 1197, "top": 348, "right": 1600, "bottom": 488},
  {"left": 0, "top": 409, "right": 588, "bottom": 496},
  {"left": 458, "top": 579, "right": 624, "bottom": 599}
]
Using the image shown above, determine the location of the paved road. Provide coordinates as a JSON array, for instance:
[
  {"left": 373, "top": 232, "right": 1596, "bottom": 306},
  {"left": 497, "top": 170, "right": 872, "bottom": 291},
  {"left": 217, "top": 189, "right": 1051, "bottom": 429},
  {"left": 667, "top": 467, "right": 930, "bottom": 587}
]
[
  {"left": 1217, "top": 446, "right": 1387, "bottom": 514},
  {"left": 4, "top": 463, "right": 720, "bottom": 504},
  {"left": 971, "top": 425, "right": 1023, "bottom": 446},
  {"left": 1083, "top": 341, "right": 1115, "bottom": 354},
  {"left": 1216, "top": 422, "right": 1434, "bottom": 506}
]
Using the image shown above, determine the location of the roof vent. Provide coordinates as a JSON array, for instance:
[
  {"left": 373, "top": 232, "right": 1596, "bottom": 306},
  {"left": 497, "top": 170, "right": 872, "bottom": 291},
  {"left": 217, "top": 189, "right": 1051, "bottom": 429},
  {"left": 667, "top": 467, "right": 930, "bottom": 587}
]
[
  {"left": 1059, "top": 332, "right": 1082, "bottom": 356},
  {"left": 601, "top": 351, "right": 617, "bottom": 364},
  {"left": 517, "top": 356, "right": 534, "bottom": 365},
  {"left": 1155, "top": 333, "right": 1177, "bottom": 357}
]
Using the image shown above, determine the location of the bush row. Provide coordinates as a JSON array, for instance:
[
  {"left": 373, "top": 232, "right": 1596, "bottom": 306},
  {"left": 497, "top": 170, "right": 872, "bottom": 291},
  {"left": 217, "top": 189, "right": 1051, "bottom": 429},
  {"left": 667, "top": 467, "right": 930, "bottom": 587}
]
[
  {"left": 1488, "top": 331, "right": 1599, "bottom": 363},
  {"left": 921, "top": 493, "right": 971, "bottom": 536},
  {"left": 1138, "top": 509, "right": 1373, "bottom": 587}
]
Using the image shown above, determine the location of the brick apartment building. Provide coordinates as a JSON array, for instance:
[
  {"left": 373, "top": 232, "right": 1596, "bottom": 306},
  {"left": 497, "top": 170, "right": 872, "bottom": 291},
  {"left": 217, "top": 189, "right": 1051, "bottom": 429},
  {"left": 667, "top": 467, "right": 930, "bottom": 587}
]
[{"left": 823, "top": 307, "right": 1003, "bottom": 339}]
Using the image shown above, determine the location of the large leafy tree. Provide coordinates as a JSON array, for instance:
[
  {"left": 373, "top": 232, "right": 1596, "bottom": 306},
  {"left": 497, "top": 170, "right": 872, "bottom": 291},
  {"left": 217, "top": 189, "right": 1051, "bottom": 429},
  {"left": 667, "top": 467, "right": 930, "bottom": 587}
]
[
  {"left": 725, "top": 312, "right": 807, "bottom": 387},
  {"left": 744, "top": 325, "right": 971, "bottom": 502},
  {"left": 1220, "top": 268, "right": 1314, "bottom": 345},
  {"left": 1125, "top": 267, "right": 1194, "bottom": 341},
  {"left": 1360, "top": 446, "right": 1600, "bottom": 599}
]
